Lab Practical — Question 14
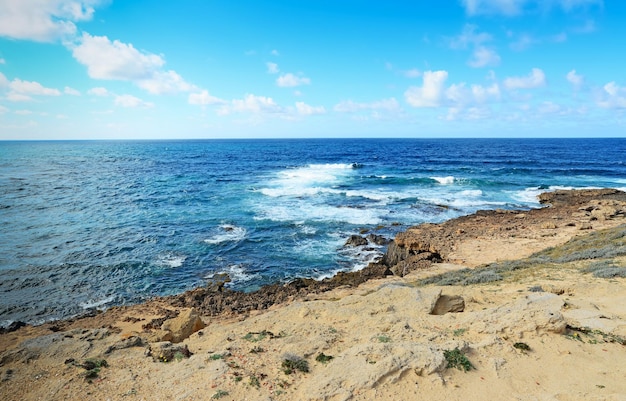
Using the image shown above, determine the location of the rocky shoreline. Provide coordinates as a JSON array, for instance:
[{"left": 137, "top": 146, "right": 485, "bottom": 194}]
[{"left": 1, "top": 188, "right": 626, "bottom": 400}]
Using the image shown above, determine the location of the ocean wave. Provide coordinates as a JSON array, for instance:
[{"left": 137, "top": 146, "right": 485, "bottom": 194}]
[
  {"left": 254, "top": 204, "right": 384, "bottom": 225},
  {"left": 204, "top": 224, "right": 247, "bottom": 245},
  {"left": 431, "top": 176, "right": 455, "bottom": 185}
]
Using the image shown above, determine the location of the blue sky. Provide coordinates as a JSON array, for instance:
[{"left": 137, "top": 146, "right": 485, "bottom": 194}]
[{"left": 0, "top": 0, "right": 624, "bottom": 139}]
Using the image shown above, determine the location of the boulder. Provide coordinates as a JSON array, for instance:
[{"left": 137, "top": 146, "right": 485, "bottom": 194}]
[
  {"left": 345, "top": 235, "right": 368, "bottom": 247},
  {"left": 161, "top": 308, "right": 205, "bottom": 343}
]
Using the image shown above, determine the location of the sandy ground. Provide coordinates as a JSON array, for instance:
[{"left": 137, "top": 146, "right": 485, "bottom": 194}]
[{"left": 2, "top": 194, "right": 626, "bottom": 401}]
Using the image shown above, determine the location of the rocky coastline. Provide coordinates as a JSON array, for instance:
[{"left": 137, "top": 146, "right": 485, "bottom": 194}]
[{"left": 1, "top": 188, "right": 626, "bottom": 400}]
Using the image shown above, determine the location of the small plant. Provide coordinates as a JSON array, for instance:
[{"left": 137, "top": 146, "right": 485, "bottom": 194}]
[
  {"left": 444, "top": 348, "right": 473, "bottom": 372},
  {"left": 249, "top": 374, "right": 260, "bottom": 388},
  {"left": 250, "top": 346, "right": 265, "bottom": 353},
  {"left": 282, "top": 355, "right": 309, "bottom": 374},
  {"left": 377, "top": 335, "right": 391, "bottom": 343},
  {"left": 315, "top": 352, "right": 334, "bottom": 364},
  {"left": 513, "top": 342, "right": 531, "bottom": 352},
  {"left": 243, "top": 331, "right": 268, "bottom": 342},
  {"left": 453, "top": 328, "right": 467, "bottom": 337},
  {"left": 211, "top": 390, "right": 229, "bottom": 399},
  {"left": 78, "top": 358, "right": 108, "bottom": 381},
  {"left": 174, "top": 351, "right": 185, "bottom": 362},
  {"left": 209, "top": 353, "right": 224, "bottom": 360}
]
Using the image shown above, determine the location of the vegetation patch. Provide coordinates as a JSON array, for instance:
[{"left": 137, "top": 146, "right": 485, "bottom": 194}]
[
  {"left": 211, "top": 390, "right": 229, "bottom": 399},
  {"left": 76, "top": 358, "right": 108, "bottom": 381},
  {"left": 242, "top": 330, "right": 286, "bottom": 342},
  {"left": 315, "top": 352, "right": 334, "bottom": 364},
  {"left": 513, "top": 342, "right": 531, "bottom": 352},
  {"left": 416, "top": 224, "right": 626, "bottom": 286},
  {"left": 565, "top": 325, "right": 626, "bottom": 345},
  {"left": 377, "top": 335, "right": 392, "bottom": 343},
  {"left": 582, "top": 260, "right": 626, "bottom": 278},
  {"left": 444, "top": 348, "right": 473, "bottom": 372},
  {"left": 282, "top": 355, "right": 309, "bottom": 375}
]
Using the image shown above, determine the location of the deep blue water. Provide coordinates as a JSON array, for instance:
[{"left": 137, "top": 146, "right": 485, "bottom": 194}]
[{"left": 1, "top": 138, "right": 625, "bottom": 325}]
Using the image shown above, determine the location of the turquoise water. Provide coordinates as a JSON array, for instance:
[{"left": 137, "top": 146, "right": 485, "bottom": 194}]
[{"left": 1, "top": 138, "right": 625, "bottom": 325}]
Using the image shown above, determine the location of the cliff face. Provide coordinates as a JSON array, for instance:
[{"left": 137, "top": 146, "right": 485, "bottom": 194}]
[{"left": 381, "top": 188, "right": 626, "bottom": 276}]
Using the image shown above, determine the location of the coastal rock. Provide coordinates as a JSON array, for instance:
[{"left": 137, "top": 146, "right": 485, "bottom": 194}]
[
  {"left": 345, "top": 235, "right": 368, "bottom": 247},
  {"left": 161, "top": 308, "right": 205, "bottom": 343},
  {"left": 367, "top": 233, "right": 390, "bottom": 246}
]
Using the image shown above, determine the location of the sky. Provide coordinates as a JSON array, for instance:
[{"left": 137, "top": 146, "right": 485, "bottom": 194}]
[{"left": 0, "top": 0, "right": 624, "bottom": 139}]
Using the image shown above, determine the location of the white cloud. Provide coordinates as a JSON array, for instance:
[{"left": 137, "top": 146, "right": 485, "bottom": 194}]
[
  {"left": 450, "top": 24, "right": 492, "bottom": 49},
  {"left": 276, "top": 73, "right": 311, "bottom": 87},
  {"left": 404, "top": 70, "right": 448, "bottom": 107},
  {"left": 271, "top": 49, "right": 280, "bottom": 56},
  {"left": 0, "top": 105, "right": 8, "bottom": 114},
  {"left": 450, "top": 25, "right": 499, "bottom": 69},
  {"left": 6, "top": 92, "right": 34, "bottom": 102},
  {"left": 461, "top": 0, "right": 602, "bottom": 16},
  {"left": 64, "top": 86, "right": 80, "bottom": 95},
  {"left": 218, "top": 94, "right": 283, "bottom": 115},
  {"left": 137, "top": 70, "right": 196, "bottom": 95},
  {"left": 538, "top": 101, "right": 562, "bottom": 114},
  {"left": 334, "top": 98, "right": 401, "bottom": 113},
  {"left": 70, "top": 33, "right": 195, "bottom": 94},
  {"left": 188, "top": 90, "right": 225, "bottom": 106},
  {"left": 509, "top": 33, "right": 535, "bottom": 51},
  {"left": 0, "top": 58, "right": 5, "bottom": 64},
  {"left": 266, "top": 62, "right": 279, "bottom": 74},
  {"left": 5, "top": 78, "right": 61, "bottom": 101},
  {"left": 15, "top": 110, "right": 33, "bottom": 115},
  {"left": 472, "top": 83, "right": 501, "bottom": 102},
  {"left": 403, "top": 69, "right": 421, "bottom": 78},
  {"left": 0, "top": 72, "right": 8, "bottom": 87},
  {"left": 566, "top": 69, "right": 584, "bottom": 88},
  {"left": 295, "top": 102, "right": 326, "bottom": 116},
  {"left": 468, "top": 46, "right": 501, "bottom": 68},
  {"left": 598, "top": 82, "right": 626, "bottom": 109},
  {"left": 114, "top": 94, "right": 153, "bottom": 108},
  {"left": 503, "top": 68, "right": 546, "bottom": 90},
  {"left": 10, "top": 79, "right": 61, "bottom": 96},
  {"left": 88, "top": 87, "right": 109, "bottom": 96},
  {"left": 0, "top": 0, "right": 102, "bottom": 42}
]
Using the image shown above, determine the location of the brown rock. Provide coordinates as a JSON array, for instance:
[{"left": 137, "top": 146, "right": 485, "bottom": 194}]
[{"left": 161, "top": 308, "right": 205, "bottom": 343}]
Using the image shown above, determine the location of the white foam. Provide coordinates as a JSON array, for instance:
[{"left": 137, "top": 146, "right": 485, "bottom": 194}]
[
  {"left": 259, "top": 163, "right": 356, "bottom": 198},
  {"left": 204, "top": 224, "right": 247, "bottom": 244},
  {"left": 431, "top": 176, "right": 455, "bottom": 185},
  {"left": 80, "top": 295, "right": 115, "bottom": 310},
  {"left": 255, "top": 204, "right": 384, "bottom": 225},
  {"left": 158, "top": 254, "right": 187, "bottom": 268},
  {"left": 206, "top": 264, "right": 257, "bottom": 283}
]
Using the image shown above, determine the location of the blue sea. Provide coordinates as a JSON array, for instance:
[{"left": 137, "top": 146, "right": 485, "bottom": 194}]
[{"left": 1, "top": 138, "right": 625, "bottom": 326}]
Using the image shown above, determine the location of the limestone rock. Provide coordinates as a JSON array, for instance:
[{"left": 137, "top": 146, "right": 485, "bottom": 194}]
[
  {"left": 468, "top": 293, "right": 566, "bottom": 336},
  {"left": 161, "top": 308, "right": 205, "bottom": 343},
  {"left": 430, "top": 294, "right": 465, "bottom": 315},
  {"left": 295, "top": 342, "right": 446, "bottom": 401}
]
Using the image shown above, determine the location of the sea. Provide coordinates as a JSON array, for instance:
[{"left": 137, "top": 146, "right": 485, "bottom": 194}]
[{"left": 1, "top": 138, "right": 625, "bottom": 327}]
